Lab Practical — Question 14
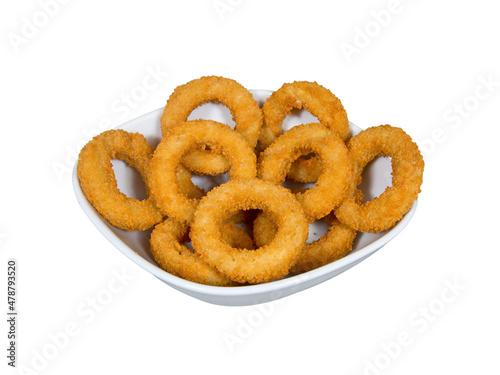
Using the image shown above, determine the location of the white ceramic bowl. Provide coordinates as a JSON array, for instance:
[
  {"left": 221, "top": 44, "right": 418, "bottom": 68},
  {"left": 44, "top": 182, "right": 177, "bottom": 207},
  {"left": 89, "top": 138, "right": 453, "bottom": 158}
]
[{"left": 73, "top": 90, "right": 417, "bottom": 306}]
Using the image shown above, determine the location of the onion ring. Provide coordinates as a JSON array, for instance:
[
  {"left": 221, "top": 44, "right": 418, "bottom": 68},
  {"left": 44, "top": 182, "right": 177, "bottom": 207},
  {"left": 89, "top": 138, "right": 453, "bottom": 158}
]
[
  {"left": 253, "top": 211, "right": 357, "bottom": 274},
  {"left": 161, "top": 76, "right": 263, "bottom": 175},
  {"left": 334, "top": 125, "right": 424, "bottom": 233},
  {"left": 149, "top": 119, "right": 257, "bottom": 224},
  {"left": 190, "top": 179, "right": 309, "bottom": 284},
  {"left": 260, "top": 81, "right": 350, "bottom": 183},
  {"left": 77, "top": 130, "right": 171, "bottom": 231},
  {"left": 150, "top": 218, "right": 254, "bottom": 286},
  {"left": 258, "top": 123, "right": 352, "bottom": 222},
  {"left": 260, "top": 81, "right": 350, "bottom": 147}
]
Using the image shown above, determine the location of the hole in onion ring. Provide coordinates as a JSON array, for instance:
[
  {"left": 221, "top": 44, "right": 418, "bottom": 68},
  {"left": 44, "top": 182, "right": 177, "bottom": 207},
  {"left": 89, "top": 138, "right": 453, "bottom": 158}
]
[
  {"left": 282, "top": 108, "right": 320, "bottom": 132},
  {"left": 184, "top": 241, "right": 195, "bottom": 252},
  {"left": 229, "top": 209, "right": 260, "bottom": 240},
  {"left": 188, "top": 102, "right": 236, "bottom": 129},
  {"left": 307, "top": 218, "right": 330, "bottom": 244},
  {"left": 191, "top": 172, "right": 230, "bottom": 193},
  {"left": 111, "top": 159, "right": 147, "bottom": 200},
  {"left": 281, "top": 179, "right": 315, "bottom": 191},
  {"left": 358, "top": 156, "right": 393, "bottom": 203}
]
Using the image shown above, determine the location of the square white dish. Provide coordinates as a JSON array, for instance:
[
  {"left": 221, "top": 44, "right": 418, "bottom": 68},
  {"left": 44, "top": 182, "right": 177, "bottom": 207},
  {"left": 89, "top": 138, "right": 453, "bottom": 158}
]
[{"left": 73, "top": 89, "right": 417, "bottom": 306}]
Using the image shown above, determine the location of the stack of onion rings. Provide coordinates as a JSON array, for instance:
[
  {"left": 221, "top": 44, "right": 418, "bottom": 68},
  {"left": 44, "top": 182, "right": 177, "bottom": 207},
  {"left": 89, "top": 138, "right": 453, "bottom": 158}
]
[
  {"left": 77, "top": 76, "right": 424, "bottom": 287},
  {"left": 149, "top": 119, "right": 257, "bottom": 224}
]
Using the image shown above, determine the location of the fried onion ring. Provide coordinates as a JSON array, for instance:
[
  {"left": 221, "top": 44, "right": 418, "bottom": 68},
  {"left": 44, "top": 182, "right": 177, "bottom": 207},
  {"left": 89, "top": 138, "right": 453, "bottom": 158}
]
[
  {"left": 334, "top": 125, "right": 424, "bottom": 233},
  {"left": 190, "top": 179, "right": 309, "bottom": 284},
  {"left": 150, "top": 218, "right": 254, "bottom": 286},
  {"left": 77, "top": 130, "right": 170, "bottom": 231},
  {"left": 260, "top": 81, "right": 350, "bottom": 183},
  {"left": 258, "top": 123, "right": 352, "bottom": 222},
  {"left": 161, "top": 76, "right": 263, "bottom": 175},
  {"left": 260, "top": 81, "right": 350, "bottom": 147},
  {"left": 253, "top": 211, "right": 357, "bottom": 274},
  {"left": 149, "top": 120, "right": 257, "bottom": 224}
]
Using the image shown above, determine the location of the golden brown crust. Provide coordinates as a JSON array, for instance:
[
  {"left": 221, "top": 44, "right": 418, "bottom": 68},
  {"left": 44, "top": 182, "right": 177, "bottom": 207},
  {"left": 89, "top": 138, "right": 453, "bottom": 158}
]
[{"left": 286, "top": 154, "right": 324, "bottom": 183}]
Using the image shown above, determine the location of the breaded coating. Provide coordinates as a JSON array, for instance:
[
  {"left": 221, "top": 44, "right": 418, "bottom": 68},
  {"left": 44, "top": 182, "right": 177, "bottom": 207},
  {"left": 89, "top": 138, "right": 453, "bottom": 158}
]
[{"left": 286, "top": 153, "right": 324, "bottom": 183}]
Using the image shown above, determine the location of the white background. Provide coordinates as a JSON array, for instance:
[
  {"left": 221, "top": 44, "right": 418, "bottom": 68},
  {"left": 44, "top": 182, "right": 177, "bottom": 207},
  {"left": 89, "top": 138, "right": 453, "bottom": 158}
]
[{"left": 1, "top": 0, "right": 499, "bottom": 374}]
